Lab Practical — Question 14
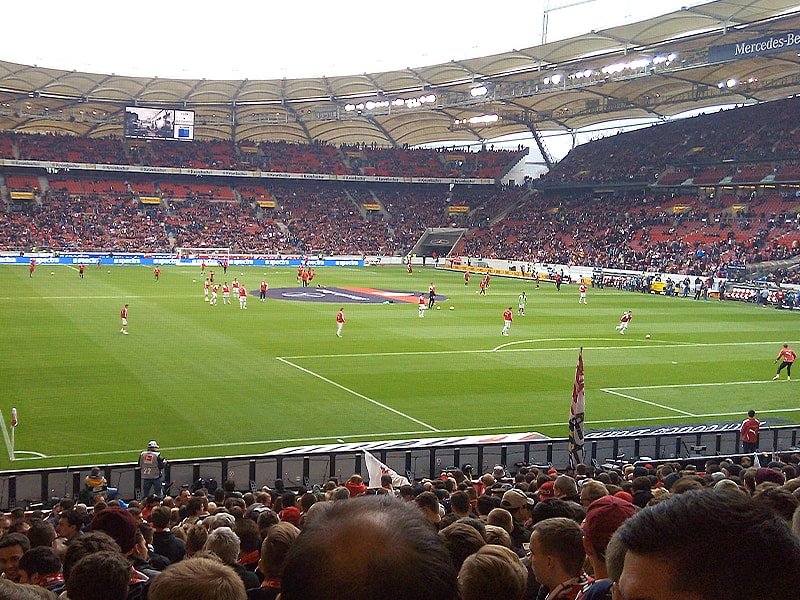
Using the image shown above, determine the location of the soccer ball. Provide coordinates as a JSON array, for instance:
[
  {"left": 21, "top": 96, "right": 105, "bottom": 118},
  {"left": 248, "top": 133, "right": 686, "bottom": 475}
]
[
  {"left": 50, "top": 271, "right": 54, "bottom": 275},
  {"left": 436, "top": 305, "right": 441, "bottom": 310},
  {"left": 192, "top": 279, "right": 196, "bottom": 283},
  {"left": 449, "top": 306, "right": 455, "bottom": 310},
  {"left": 646, "top": 334, "right": 651, "bottom": 339}
]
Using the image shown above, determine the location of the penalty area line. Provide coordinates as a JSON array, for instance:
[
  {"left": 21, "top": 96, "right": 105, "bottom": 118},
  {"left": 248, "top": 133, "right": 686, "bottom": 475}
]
[
  {"left": 608, "top": 380, "right": 777, "bottom": 391},
  {"left": 276, "top": 357, "right": 440, "bottom": 432},
  {"left": 601, "top": 388, "right": 696, "bottom": 416},
  {"left": 288, "top": 339, "right": 788, "bottom": 360}
]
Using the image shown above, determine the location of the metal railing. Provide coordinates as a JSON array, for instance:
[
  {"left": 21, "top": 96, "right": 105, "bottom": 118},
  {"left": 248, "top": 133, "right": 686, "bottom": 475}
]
[{"left": 1, "top": 425, "right": 798, "bottom": 510}]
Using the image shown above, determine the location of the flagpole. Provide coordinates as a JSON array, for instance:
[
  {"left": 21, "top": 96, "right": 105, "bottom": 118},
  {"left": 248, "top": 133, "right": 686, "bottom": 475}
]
[
  {"left": 10, "top": 407, "right": 17, "bottom": 462},
  {"left": 568, "top": 349, "right": 585, "bottom": 471}
]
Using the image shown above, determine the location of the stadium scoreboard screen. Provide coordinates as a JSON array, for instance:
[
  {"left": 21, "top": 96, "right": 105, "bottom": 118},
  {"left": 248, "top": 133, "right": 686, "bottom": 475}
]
[{"left": 124, "top": 106, "right": 194, "bottom": 141}]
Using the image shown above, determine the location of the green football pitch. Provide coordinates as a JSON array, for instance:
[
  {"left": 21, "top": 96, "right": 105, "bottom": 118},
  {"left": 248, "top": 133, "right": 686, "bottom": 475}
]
[{"left": 0, "top": 263, "right": 797, "bottom": 471}]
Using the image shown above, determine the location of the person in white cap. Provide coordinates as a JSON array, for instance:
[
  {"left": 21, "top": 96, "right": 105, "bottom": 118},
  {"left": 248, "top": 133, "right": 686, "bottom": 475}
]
[{"left": 139, "top": 440, "right": 167, "bottom": 499}]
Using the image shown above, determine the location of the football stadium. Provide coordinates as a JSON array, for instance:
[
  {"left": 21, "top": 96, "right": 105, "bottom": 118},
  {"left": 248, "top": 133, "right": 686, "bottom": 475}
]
[{"left": 1, "top": 2, "right": 800, "bottom": 597}]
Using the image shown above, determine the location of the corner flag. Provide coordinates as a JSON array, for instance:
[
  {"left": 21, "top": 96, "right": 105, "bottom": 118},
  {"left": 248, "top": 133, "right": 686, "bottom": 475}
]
[
  {"left": 568, "top": 350, "right": 585, "bottom": 471},
  {"left": 364, "top": 450, "right": 410, "bottom": 488},
  {"left": 10, "top": 407, "right": 18, "bottom": 462}
]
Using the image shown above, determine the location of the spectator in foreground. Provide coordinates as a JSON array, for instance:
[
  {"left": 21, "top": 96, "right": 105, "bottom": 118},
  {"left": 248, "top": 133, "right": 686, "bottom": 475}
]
[
  {"left": 280, "top": 495, "right": 458, "bottom": 600},
  {"left": 248, "top": 521, "right": 300, "bottom": 600},
  {"left": 0, "top": 532, "right": 31, "bottom": 582},
  {"left": 615, "top": 489, "right": 800, "bottom": 600},
  {"left": 66, "top": 550, "right": 131, "bottom": 600},
  {"left": 203, "top": 526, "right": 259, "bottom": 590},
  {"left": 576, "top": 495, "right": 635, "bottom": 599},
  {"left": 148, "top": 556, "right": 247, "bottom": 600},
  {"left": 17, "top": 546, "right": 65, "bottom": 594},
  {"left": 529, "top": 517, "right": 588, "bottom": 600},
  {"left": 458, "top": 544, "right": 527, "bottom": 600},
  {"left": 0, "top": 579, "right": 58, "bottom": 599}
]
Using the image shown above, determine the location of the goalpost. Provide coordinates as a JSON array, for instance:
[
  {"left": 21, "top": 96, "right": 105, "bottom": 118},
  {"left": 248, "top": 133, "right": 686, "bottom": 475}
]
[{"left": 176, "top": 247, "right": 231, "bottom": 265}]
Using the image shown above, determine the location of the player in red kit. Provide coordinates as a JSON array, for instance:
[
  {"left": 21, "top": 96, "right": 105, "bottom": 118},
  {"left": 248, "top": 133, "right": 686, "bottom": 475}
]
[
  {"left": 773, "top": 343, "right": 796, "bottom": 381},
  {"left": 464, "top": 271, "right": 470, "bottom": 286},
  {"left": 418, "top": 294, "right": 426, "bottom": 318},
  {"left": 407, "top": 261, "right": 413, "bottom": 275},
  {"left": 501, "top": 307, "right": 513, "bottom": 336},
  {"left": 204, "top": 279, "right": 210, "bottom": 302},
  {"left": 153, "top": 266, "right": 160, "bottom": 281},
  {"left": 336, "top": 308, "right": 345, "bottom": 337},
  {"left": 120, "top": 304, "right": 129, "bottom": 334},
  {"left": 615, "top": 310, "right": 632, "bottom": 334},
  {"left": 239, "top": 285, "right": 248, "bottom": 309},
  {"left": 260, "top": 281, "right": 268, "bottom": 302},
  {"left": 79, "top": 263, "right": 85, "bottom": 279},
  {"left": 29, "top": 259, "right": 35, "bottom": 278},
  {"left": 222, "top": 282, "right": 231, "bottom": 304},
  {"left": 579, "top": 283, "right": 587, "bottom": 304}
]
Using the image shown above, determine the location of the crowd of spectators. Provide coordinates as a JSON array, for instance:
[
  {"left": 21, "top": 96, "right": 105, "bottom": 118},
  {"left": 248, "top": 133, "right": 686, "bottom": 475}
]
[
  {"left": 540, "top": 95, "right": 800, "bottom": 187},
  {"left": 0, "top": 176, "right": 521, "bottom": 256},
  {"left": 2, "top": 98, "right": 799, "bottom": 278},
  {"left": 0, "top": 188, "right": 170, "bottom": 252},
  {"left": 0, "top": 132, "right": 522, "bottom": 180},
  {"left": 1, "top": 453, "right": 799, "bottom": 599},
  {"left": 461, "top": 190, "right": 800, "bottom": 282}
]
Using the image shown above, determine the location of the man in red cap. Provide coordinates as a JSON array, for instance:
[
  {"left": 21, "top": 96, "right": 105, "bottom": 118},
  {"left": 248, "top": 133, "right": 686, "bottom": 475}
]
[
  {"left": 537, "top": 481, "right": 556, "bottom": 500},
  {"left": 576, "top": 495, "right": 636, "bottom": 599}
]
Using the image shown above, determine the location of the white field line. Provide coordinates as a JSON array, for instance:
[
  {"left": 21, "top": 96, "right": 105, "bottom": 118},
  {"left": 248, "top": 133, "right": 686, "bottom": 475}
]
[
  {"left": 6, "top": 336, "right": 797, "bottom": 462},
  {"left": 0, "top": 295, "right": 201, "bottom": 301},
  {"left": 601, "top": 389, "right": 696, "bottom": 416},
  {"left": 283, "top": 339, "right": 789, "bottom": 360},
  {"left": 276, "top": 357, "right": 439, "bottom": 432},
  {"left": 13, "top": 405, "right": 800, "bottom": 463},
  {"left": 0, "top": 411, "right": 13, "bottom": 461},
  {"left": 609, "top": 380, "right": 777, "bottom": 390}
]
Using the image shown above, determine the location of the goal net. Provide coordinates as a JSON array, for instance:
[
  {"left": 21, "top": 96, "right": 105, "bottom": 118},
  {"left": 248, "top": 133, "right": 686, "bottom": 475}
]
[{"left": 176, "top": 247, "right": 231, "bottom": 264}]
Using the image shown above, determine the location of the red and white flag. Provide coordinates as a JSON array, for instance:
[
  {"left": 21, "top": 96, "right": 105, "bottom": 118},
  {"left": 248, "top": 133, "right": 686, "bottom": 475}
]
[
  {"left": 10, "top": 408, "right": 17, "bottom": 428},
  {"left": 568, "top": 350, "right": 585, "bottom": 470},
  {"left": 364, "top": 450, "right": 410, "bottom": 488}
]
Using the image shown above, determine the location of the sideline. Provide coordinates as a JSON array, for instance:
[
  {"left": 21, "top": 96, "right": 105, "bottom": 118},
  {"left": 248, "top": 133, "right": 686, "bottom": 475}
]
[{"left": 11, "top": 406, "right": 800, "bottom": 463}]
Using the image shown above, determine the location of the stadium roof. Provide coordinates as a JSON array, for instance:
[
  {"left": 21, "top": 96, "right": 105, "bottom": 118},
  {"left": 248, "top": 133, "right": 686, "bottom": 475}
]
[{"left": 1, "top": 0, "right": 799, "bottom": 149}]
